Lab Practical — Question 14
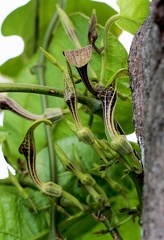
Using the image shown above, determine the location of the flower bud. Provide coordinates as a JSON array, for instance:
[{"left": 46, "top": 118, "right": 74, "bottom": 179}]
[
  {"left": 77, "top": 127, "right": 95, "bottom": 145},
  {"left": 111, "top": 135, "right": 133, "bottom": 155},
  {"left": 44, "top": 108, "right": 63, "bottom": 123},
  {"left": 43, "top": 182, "right": 62, "bottom": 197},
  {"left": 81, "top": 174, "right": 96, "bottom": 186}
]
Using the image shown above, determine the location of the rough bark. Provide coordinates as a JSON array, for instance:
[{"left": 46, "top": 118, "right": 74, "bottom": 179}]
[{"left": 128, "top": 0, "right": 164, "bottom": 239}]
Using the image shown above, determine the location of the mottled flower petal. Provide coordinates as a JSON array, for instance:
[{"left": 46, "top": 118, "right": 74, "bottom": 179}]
[{"left": 64, "top": 45, "right": 92, "bottom": 68}]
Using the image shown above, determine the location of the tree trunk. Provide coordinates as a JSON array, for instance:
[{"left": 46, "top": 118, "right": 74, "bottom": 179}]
[{"left": 128, "top": 1, "right": 164, "bottom": 239}]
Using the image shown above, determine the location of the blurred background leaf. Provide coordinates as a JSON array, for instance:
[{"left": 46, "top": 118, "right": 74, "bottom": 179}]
[
  {"left": 0, "top": 185, "right": 49, "bottom": 240},
  {"left": 116, "top": 0, "right": 150, "bottom": 34},
  {"left": 1, "top": 0, "right": 121, "bottom": 77}
]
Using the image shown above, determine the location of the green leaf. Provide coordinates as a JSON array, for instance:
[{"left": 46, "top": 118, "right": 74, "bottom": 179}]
[
  {"left": 0, "top": 185, "right": 49, "bottom": 240},
  {"left": 1, "top": 0, "right": 120, "bottom": 78},
  {"left": 80, "top": 217, "right": 140, "bottom": 240},
  {"left": 115, "top": 96, "right": 134, "bottom": 134},
  {"left": 116, "top": 0, "right": 150, "bottom": 34},
  {"left": 0, "top": 127, "right": 10, "bottom": 143},
  {"left": 60, "top": 214, "right": 102, "bottom": 239},
  {"left": 105, "top": 33, "right": 128, "bottom": 82},
  {"left": 114, "top": 74, "right": 134, "bottom": 134},
  {"left": 105, "top": 68, "right": 128, "bottom": 87},
  {"left": 66, "top": 0, "right": 121, "bottom": 35},
  {"left": 1, "top": 0, "right": 59, "bottom": 77},
  {"left": 36, "top": 147, "right": 51, "bottom": 182}
]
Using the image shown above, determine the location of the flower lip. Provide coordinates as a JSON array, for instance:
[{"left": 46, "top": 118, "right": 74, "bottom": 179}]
[{"left": 63, "top": 45, "right": 92, "bottom": 68}]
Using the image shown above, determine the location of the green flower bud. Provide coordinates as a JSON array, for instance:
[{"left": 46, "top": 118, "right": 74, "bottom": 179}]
[
  {"left": 44, "top": 108, "right": 63, "bottom": 123},
  {"left": 81, "top": 174, "right": 96, "bottom": 186},
  {"left": 77, "top": 127, "right": 94, "bottom": 145},
  {"left": 111, "top": 135, "right": 133, "bottom": 155},
  {"left": 43, "top": 182, "right": 62, "bottom": 197}
]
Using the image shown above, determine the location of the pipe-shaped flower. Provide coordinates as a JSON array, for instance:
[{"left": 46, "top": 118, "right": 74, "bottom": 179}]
[
  {"left": 99, "top": 74, "right": 142, "bottom": 173},
  {"left": 19, "top": 119, "right": 84, "bottom": 210},
  {"left": 56, "top": 4, "right": 81, "bottom": 49},
  {"left": 63, "top": 60, "right": 82, "bottom": 128},
  {"left": 99, "top": 80, "right": 118, "bottom": 140},
  {"left": 0, "top": 96, "right": 63, "bottom": 123},
  {"left": 64, "top": 45, "right": 92, "bottom": 68},
  {"left": 64, "top": 46, "right": 99, "bottom": 96}
]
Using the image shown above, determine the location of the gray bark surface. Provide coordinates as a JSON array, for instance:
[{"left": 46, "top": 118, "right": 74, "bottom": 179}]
[{"left": 128, "top": 1, "right": 164, "bottom": 239}]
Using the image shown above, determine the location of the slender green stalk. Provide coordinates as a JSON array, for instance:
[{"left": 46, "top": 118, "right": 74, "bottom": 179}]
[
  {"left": 0, "top": 83, "right": 102, "bottom": 115},
  {"left": 32, "top": 1, "right": 66, "bottom": 239},
  {"left": 0, "top": 83, "right": 61, "bottom": 96}
]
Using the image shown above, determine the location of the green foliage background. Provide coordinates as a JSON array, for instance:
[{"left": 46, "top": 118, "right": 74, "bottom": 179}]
[{"left": 0, "top": 0, "right": 149, "bottom": 239}]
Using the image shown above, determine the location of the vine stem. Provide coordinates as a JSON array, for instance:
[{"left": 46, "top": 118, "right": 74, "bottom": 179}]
[
  {"left": 0, "top": 83, "right": 102, "bottom": 115},
  {"left": 32, "top": 0, "right": 66, "bottom": 239}
]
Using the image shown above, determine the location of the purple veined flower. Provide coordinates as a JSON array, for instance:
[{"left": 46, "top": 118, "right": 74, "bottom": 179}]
[
  {"left": 64, "top": 45, "right": 99, "bottom": 96},
  {"left": 64, "top": 45, "right": 93, "bottom": 68}
]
